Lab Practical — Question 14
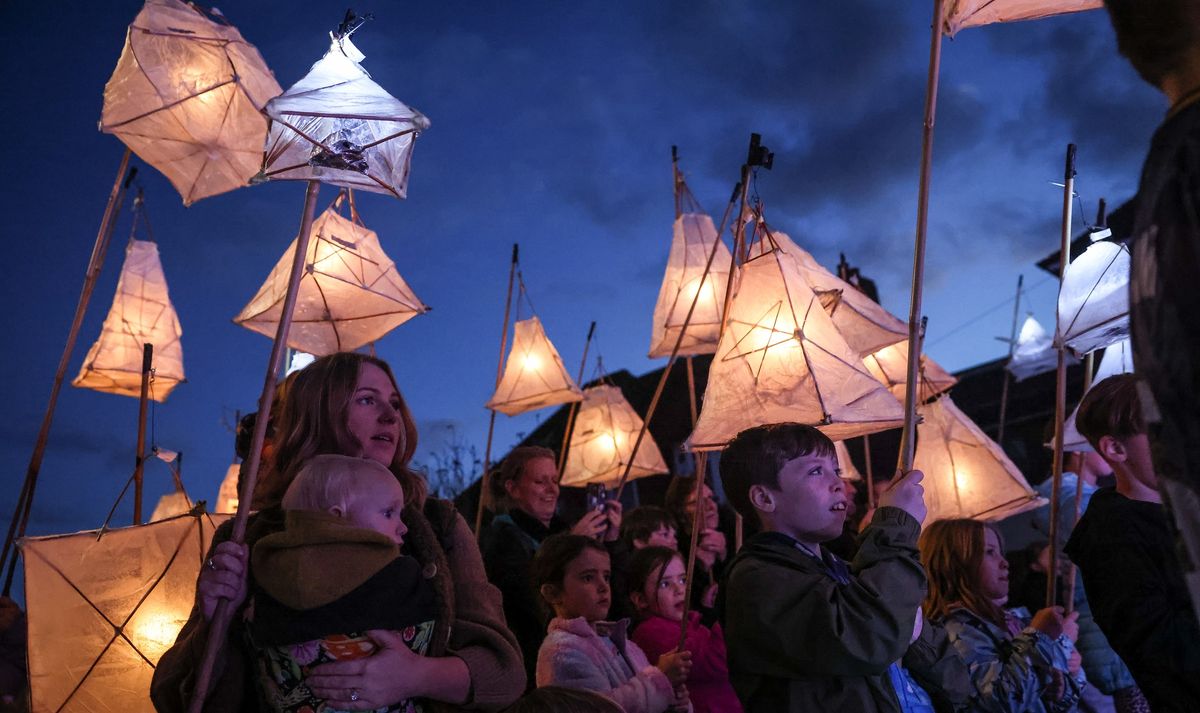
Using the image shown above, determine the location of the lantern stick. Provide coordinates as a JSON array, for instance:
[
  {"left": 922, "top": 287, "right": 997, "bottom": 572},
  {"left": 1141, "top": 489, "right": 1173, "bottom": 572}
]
[
  {"left": 864, "top": 435, "right": 877, "bottom": 510},
  {"left": 677, "top": 450, "right": 708, "bottom": 650},
  {"left": 1046, "top": 144, "right": 1076, "bottom": 610},
  {"left": 898, "top": 0, "right": 945, "bottom": 474},
  {"left": 188, "top": 179, "right": 322, "bottom": 713},
  {"left": 133, "top": 343, "right": 153, "bottom": 525},
  {"left": 685, "top": 356, "right": 698, "bottom": 426},
  {"left": 1062, "top": 347, "right": 1095, "bottom": 612},
  {"left": 997, "top": 274, "right": 1024, "bottom": 446},
  {"left": 557, "top": 321, "right": 597, "bottom": 474},
  {"left": 475, "top": 244, "right": 520, "bottom": 537},
  {"left": 0, "top": 149, "right": 135, "bottom": 592}
]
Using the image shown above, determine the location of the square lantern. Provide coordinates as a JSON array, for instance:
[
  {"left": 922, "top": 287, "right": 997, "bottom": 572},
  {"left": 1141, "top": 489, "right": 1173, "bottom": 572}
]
[
  {"left": 73, "top": 240, "right": 185, "bottom": 402},
  {"left": 863, "top": 340, "right": 958, "bottom": 405},
  {"left": 560, "top": 385, "right": 669, "bottom": 487},
  {"left": 234, "top": 207, "right": 429, "bottom": 355},
  {"left": 486, "top": 317, "right": 583, "bottom": 417},
  {"left": 1057, "top": 240, "right": 1130, "bottom": 356},
  {"left": 648, "top": 211, "right": 732, "bottom": 358},
  {"left": 101, "top": 0, "right": 281, "bottom": 205}
]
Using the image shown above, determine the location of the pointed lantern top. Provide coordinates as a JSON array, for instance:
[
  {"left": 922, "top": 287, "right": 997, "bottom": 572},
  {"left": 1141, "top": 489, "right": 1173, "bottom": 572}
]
[
  {"left": 233, "top": 206, "right": 429, "bottom": 355},
  {"left": 561, "top": 385, "right": 669, "bottom": 488},
  {"left": 261, "top": 34, "right": 430, "bottom": 198},
  {"left": 863, "top": 340, "right": 958, "bottom": 405},
  {"left": 942, "top": 0, "right": 1102, "bottom": 36},
  {"left": 648, "top": 211, "right": 732, "bottom": 358},
  {"left": 1006, "top": 314, "right": 1066, "bottom": 381},
  {"left": 914, "top": 395, "right": 1046, "bottom": 523},
  {"left": 101, "top": 0, "right": 281, "bottom": 205},
  {"left": 1057, "top": 240, "right": 1130, "bottom": 356},
  {"left": 486, "top": 316, "right": 583, "bottom": 416}
]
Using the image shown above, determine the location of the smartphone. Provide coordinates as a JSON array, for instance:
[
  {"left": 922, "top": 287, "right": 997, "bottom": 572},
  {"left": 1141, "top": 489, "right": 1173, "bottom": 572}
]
[{"left": 585, "top": 483, "right": 607, "bottom": 514}]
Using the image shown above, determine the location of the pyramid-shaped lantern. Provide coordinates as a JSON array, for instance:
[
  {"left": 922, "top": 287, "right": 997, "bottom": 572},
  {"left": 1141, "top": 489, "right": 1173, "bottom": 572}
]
[
  {"left": 486, "top": 317, "right": 583, "bottom": 416},
  {"left": 689, "top": 235, "right": 905, "bottom": 450},
  {"left": 834, "top": 440, "right": 863, "bottom": 482},
  {"left": 149, "top": 491, "right": 192, "bottom": 522},
  {"left": 770, "top": 229, "right": 907, "bottom": 357},
  {"left": 863, "top": 340, "right": 958, "bottom": 405},
  {"left": 234, "top": 207, "right": 429, "bottom": 355},
  {"left": 1059, "top": 338, "right": 1134, "bottom": 452},
  {"left": 1057, "top": 240, "right": 1130, "bottom": 356},
  {"left": 648, "top": 211, "right": 732, "bottom": 358},
  {"left": 20, "top": 510, "right": 229, "bottom": 712},
  {"left": 914, "top": 395, "right": 1045, "bottom": 523},
  {"left": 215, "top": 462, "right": 241, "bottom": 513},
  {"left": 943, "top": 0, "right": 1101, "bottom": 36},
  {"left": 73, "top": 240, "right": 185, "bottom": 401},
  {"left": 561, "top": 385, "right": 669, "bottom": 487},
  {"left": 260, "top": 34, "right": 430, "bottom": 198},
  {"left": 1006, "top": 315, "right": 1066, "bottom": 382},
  {"left": 101, "top": 0, "right": 281, "bottom": 205}
]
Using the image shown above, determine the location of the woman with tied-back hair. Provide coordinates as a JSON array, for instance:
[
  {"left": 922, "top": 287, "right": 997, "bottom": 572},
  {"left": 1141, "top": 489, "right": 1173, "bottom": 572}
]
[{"left": 151, "top": 352, "right": 523, "bottom": 712}]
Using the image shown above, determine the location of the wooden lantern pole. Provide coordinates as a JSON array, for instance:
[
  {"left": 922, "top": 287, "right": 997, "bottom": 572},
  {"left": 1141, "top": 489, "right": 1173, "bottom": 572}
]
[
  {"left": 1046, "top": 144, "right": 1076, "bottom": 609},
  {"left": 557, "top": 321, "right": 597, "bottom": 474},
  {"left": 996, "top": 274, "right": 1024, "bottom": 446},
  {"left": 188, "top": 179, "right": 322, "bottom": 713},
  {"left": 132, "top": 343, "right": 153, "bottom": 525},
  {"left": 475, "top": 244, "right": 519, "bottom": 537},
  {"left": 0, "top": 149, "right": 135, "bottom": 593},
  {"left": 677, "top": 450, "right": 709, "bottom": 650},
  {"left": 1062, "top": 348, "right": 1095, "bottom": 612}
]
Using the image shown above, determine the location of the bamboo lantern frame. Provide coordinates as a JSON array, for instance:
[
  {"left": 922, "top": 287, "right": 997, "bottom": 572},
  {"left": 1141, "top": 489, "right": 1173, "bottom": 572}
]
[
  {"left": 863, "top": 340, "right": 958, "bottom": 405},
  {"left": 560, "top": 384, "right": 669, "bottom": 488}
]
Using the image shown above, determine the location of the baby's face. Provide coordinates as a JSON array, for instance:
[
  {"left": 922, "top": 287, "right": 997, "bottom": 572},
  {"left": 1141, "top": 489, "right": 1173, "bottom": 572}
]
[{"left": 343, "top": 473, "right": 408, "bottom": 546}]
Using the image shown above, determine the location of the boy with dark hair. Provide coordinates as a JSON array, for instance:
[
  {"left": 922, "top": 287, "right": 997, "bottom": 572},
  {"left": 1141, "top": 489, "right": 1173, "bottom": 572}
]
[
  {"left": 620, "top": 506, "right": 678, "bottom": 551},
  {"left": 1064, "top": 374, "right": 1200, "bottom": 712},
  {"left": 718, "top": 423, "right": 970, "bottom": 712}
]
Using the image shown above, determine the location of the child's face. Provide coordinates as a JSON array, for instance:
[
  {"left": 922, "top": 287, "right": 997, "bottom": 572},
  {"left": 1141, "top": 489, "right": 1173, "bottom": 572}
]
[
  {"left": 342, "top": 473, "right": 408, "bottom": 546},
  {"left": 978, "top": 528, "right": 1009, "bottom": 602},
  {"left": 756, "top": 450, "right": 846, "bottom": 546},
  {"left": 550, "top": 547, "right": 612, "bottom": 622},
  {"left": 641, "top": 555, "right": 687, "bottom": 622},
  {"left": 635, "top": 524, "right": 678, "bottom": 550}
]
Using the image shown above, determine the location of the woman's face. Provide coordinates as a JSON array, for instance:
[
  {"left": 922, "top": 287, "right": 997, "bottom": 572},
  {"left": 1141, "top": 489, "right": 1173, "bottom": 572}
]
[
  {"left": 978, "top": 527, "right": 1010, "bottom": 603},
  {"left": 345, "top": 363, "right": 404, "bottom": 466},
  {"left": 684, "top": 484, "right": 719, "bottom": 530},
  {"left": 506, "top": 456, "right": 560, "bottom": 525}
]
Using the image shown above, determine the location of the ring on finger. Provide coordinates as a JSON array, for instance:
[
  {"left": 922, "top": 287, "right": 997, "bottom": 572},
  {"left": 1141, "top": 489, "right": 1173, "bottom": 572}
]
[{"left": 205, "top": 558, "right": 216, "bottom": 570}]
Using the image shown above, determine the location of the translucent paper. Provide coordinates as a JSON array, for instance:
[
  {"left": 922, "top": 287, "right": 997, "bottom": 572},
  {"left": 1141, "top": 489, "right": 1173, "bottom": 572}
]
[
  {"left": 560, "top": 385, "right": 669, "bottom": 487},
  {"left": 73, "top": 240, "right": 185, "bottom": 401},
  {"left": 215, "top": 462, "right": 240, "bottom": 513},
  {"left": 771, "top": 230, "right": 906, "bottom": 357},
  {"left": 1006, "top": 315, "right": 1066, "bottom": 382},
  {"left": 21, "top": 511, "right": 229, "bottom": 712},
  {"left": 234, "top": 207, "right": 429, "bottom": 355},
  {"left": 942, "top": 0, "right": 1101, "bottom": 35},
  {"left": 689, "top": 239, "right": 904, "bottom": 450},
  {"left": 149, "top": 491, "right": 192, "bottom": 522},
  {"left": 835, "top": 440, "right": 863, "bottom": 482},
  {"left": 1058, "top": 241, "right": 1130, "bottom": 356},
  {"left": 914, "top": 396, "right": 1045, "bottom": 523},
  {"left": 486, "top": 317, "right": 583, "bottom": 416},
  {"left": 648, "top": 213, "right": 732, "bottom": 358},
  {"left": 261, "top": 36, "right": 430, "bottom": 198},
  {"left": 101, "top": 0, "right": 281, "bottom": 205},
  {"left": 1059, "top": 339, "right": 1134, "bottom": 452},
  {"left": 863, "top": 341, "right": 958, "bottom": 404}
]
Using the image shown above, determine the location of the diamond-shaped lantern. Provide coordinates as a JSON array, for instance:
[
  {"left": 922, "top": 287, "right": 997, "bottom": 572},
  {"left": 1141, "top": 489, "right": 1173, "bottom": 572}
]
[
  {"left": 914, "top": 395, "right": 1045, "bottom": 523},
  {"left": 260, "top": 35, "right": 430, "bottom": 198},
  {"left": 1058, "top": 338, "right": 1134, "bottom": 452},
  {"left": 689, "top": 235, "right": 904, "bottom": 450},
  {"left": 648, "top": 211, "right": 732, "bottom": 358},
  {"left": 101, "top": 0, "right": 281, "bottom": 205},
  {"left": 73, "top": 240, "right": 185, "bottom": 401},
  {"left": 20, "top": 510, "right": 229, "bottom": 712},
  {"left": 234, "top": 207, "right": 429, "bottom": 355},
  {"left": 1006, "top": 315, "right": 1068, "bottom": 382},
  {"left": 1057, "top": 240, "right": 1130, "bottom": 356},
  {"left": 863, "top": 341, "right": 958, "bottom": 405},
  {"left": 486, "top": 317, "right": 583, "bottom": 416},
  {"left": 560, "top": 385, "right": 669, "bottom": 487}
]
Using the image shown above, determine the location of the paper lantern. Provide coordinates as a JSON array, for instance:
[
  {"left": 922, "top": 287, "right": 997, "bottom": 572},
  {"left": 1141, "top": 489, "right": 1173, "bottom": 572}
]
[
  {"left": 863, "top": 341, "right": 958, "bottom": 404},
  {"left": 648, "top": 212, "right": 733, "bottom": 358},
  {"left": 771, "top": 229, "right": 906, "bottom": 357},
  {"left": 1058, "top": 339, "right": 1134, "bottom": 452},
  {"left": 215, "top": 462, "right": 240, "bottom": 513},
  {"left": 1057, "top": 241, "right": 1130, "bottom": 356},
  {"left": 914, "top": 396, "right": 1045, "bottom": 523},
  {"left": 834, "top": 440, "right": 863, "bottom": 482},
  {"left": 1005, "top": 315, "right": 1066, "bottom": 382},
  {"left": 560, "top": 385, "right": 669, "bottom": 487},
  {"left": 486, "top": 317, "right": 583, "bottom": 416},
  {"left": 943, "top": 0, "right": 1101, "bottom": 36},
  {"left": 73, "top": 240, "right": 185, "bottom": 401},
  {"left": 260, "top": 35, "right": 430, "bottom": 198},
  {"left": 100, "top": 0, "right": 281, "bottom": 205},
  {"left": 234, "top": 207, "right": 429, "bottom": 355},
  {"left": 149, "top": 491, "right": 192, "bottom": 522},
  {"left": 20, "top": 510, "right": 229, "bottom": 712},
  {"left": 689, "top": 238, "right": 904, "bottom": 450}
]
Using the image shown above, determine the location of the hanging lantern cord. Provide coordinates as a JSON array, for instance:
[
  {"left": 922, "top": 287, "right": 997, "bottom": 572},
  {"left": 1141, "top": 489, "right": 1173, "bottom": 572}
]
[{"left": 558, "top": 321, "right": 597, "bottom": 475}]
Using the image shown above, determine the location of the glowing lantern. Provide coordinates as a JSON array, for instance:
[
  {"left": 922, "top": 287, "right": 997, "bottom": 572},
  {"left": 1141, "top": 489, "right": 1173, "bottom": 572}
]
[
  {"left": 149, "top": 491, "right": 192, "bottom": 522},
  {"left": 486, "top": 317, "right": 583, "bottom": 416},
  {"left": 689, "top": 237, "right": 904, "bottom": 450},
  {"left": 216, "top": 462, "right": 241, "bottom": 513},
  {"left": 648, "top": 212, "right": 732, "bottom": 358},
  {"left": 1057, "top": 241, "right": 1130, "bottom": 356},
  {"left": 234, "top": 207, "right": 429, "bottom": 355},
  {"left": 1006, "top": 315, "right": 1066, "bottom": 382},
  {"left": 771, "top": 229, "right": 906, "bottom": 357},
  {"left": 914, "top": 396, "right": 1045, "bottom": 523},
  {"left": 560, "top": 385, "right": 669, "bottom": 487},
  {"left": 100, "top": 0, "right": 281, "bottom": 205},
  {"left": 863, "top": 340, "right": 958, "bottom": 404},
  {"left": 834, "top": 440, "right": 863, "bottom": 482},
  {"left": 73, "top": 240, "right": 185, "bottom": 401},
  {"left": 942, "top": 0, "right": 1101, "bottom": 35},
  {"left": 260, "top": 34, "right": 430, "bottom": 198},
  {"left": 20, "top": 510, "right": 229, "bottom": 711},
  {"left": 1059, "top": 338, "right": 1134, "bottom": 452}
]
